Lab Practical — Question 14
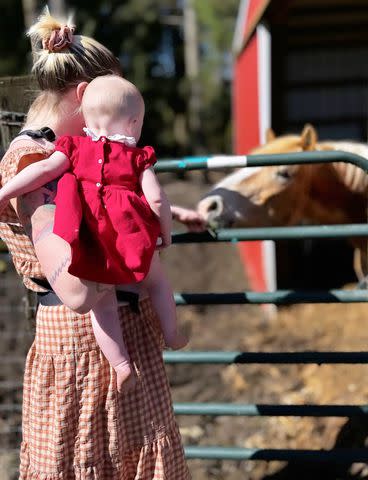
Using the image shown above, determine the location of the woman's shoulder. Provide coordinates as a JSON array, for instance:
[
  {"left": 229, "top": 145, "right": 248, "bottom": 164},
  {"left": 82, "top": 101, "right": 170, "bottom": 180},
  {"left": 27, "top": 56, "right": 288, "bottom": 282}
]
[
  {"left": 5, "top": 137, "right": 52, "bottom": 159},
  {"left": 8, "top": 135, "right": 54, "bottom": 152},
  {"left": 1, "top": 137, "right": 53, "bottom": 185}
]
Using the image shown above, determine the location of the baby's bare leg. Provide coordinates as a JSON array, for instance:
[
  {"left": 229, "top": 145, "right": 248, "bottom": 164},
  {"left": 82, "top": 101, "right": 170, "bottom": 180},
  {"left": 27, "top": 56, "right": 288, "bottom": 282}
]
[
  {"left": 144, "top": 252, "right": 188, "bottom": 349},
  {"left": 91, "top": 290, "right": 135, "bottom": 392},
  {"left": 34, "top": 232, "right": 111, "bottom": 313}
]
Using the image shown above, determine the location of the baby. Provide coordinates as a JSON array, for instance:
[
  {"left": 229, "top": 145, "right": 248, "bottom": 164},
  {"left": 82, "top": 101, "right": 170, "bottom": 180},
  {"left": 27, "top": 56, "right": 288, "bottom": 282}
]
[{"left": 0, "top": 75, "right": 187, "bottom": 391}]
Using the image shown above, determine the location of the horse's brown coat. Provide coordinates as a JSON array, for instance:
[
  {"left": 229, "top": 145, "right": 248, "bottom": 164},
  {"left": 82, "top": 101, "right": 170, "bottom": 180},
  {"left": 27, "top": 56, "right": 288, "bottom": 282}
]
[{"left": 197, "top": 125, "right": 368, "bottom": 280}]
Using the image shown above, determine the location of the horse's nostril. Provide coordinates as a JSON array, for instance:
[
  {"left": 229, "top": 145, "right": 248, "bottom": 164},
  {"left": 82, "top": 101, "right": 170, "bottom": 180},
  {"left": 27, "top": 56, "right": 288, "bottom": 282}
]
[
  {"left": 208, "top": 200, "right": 219, "bottom": 212},
  {"left": 198, "top": 195, "right": 223, "bottom": 219}
]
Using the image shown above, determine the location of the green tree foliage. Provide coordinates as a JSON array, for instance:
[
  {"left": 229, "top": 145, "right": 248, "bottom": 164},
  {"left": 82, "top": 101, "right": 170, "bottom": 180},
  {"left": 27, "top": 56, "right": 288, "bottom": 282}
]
[
  {"left": 0, "top": 0, "right": 238, "bottom": 156},
  {"left": 76, "top": 0, "right": 187, "bottom": 156},
  {"left": 193, "top": 0, "right": 239, "bottom": 153}
]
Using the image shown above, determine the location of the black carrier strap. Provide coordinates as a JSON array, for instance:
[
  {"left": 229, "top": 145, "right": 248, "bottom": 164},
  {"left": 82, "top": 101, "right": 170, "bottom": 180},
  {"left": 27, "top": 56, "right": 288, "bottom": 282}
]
[
  {"left": 18, "top": 127, "right": 56, "bottom": 142},
  {"left": 30, "top": 277, "right": 140, "bottom": 313}
]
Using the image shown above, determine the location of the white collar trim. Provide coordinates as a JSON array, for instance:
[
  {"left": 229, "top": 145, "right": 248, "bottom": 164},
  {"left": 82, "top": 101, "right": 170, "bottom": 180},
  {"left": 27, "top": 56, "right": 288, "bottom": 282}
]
[{"left": 83, "top": 127, "right": 137, "bottom": 146}]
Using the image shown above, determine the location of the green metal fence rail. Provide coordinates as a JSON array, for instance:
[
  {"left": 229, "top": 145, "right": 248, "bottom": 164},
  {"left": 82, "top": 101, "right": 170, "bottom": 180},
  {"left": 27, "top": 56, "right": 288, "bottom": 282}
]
[
  {"left": 172, "top": 224, "right": 368, "bottom": 243},
  {"left": 174, "top": 290, "right": 368, "bottom": 304},
  {"left": 164, "top": 351, "right": 368, "bottom": 364},
  {"left": 184, "top": 447, "right": 368, "bottom": 462},
  {"left": 173, "top": 403, "right": 368, "bottom": 417},
  {"left": 156, "top": 150, "right": 368, "bottom": 464},
  {"left": 2, "top": 151, "right": 368, "bottom": 466},
  {"left": 155, "top": 150, "right": 368, "bottom": 173}
]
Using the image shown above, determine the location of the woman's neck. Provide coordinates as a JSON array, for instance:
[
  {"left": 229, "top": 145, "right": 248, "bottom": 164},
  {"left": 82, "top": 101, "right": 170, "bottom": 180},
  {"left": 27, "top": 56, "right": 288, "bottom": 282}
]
[{"left": 24, "top": 89, "right": 84, "bottom": 138}]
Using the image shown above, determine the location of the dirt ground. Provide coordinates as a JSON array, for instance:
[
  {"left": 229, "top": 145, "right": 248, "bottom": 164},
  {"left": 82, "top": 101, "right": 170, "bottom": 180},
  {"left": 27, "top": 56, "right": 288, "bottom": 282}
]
[
  {"left": 1, "top": 171, "right": 368, "bottom": 479},
  {"left": 165, "top": 171, "right": 368, "bottom": 479}
]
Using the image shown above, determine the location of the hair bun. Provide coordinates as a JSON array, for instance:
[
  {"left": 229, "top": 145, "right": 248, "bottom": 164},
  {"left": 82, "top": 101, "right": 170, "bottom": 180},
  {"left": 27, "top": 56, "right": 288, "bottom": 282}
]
[
  {"left": 42, "top": 24, "right": 75, "bottom": 52},
  {"left": 26, "top": 6, "right": 121, "bottom": 92},
  {"left": 28, "top": 6, "right": 75, "bottom": 52}
]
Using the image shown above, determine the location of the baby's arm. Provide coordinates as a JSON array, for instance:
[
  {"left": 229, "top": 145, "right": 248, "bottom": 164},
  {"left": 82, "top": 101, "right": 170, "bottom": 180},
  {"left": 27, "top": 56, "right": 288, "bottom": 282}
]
[
  {"left": 11, "top": 160, "right": 109, "bottom": 316},
  {"left": 143, "top": 252, "right": 187, "bottom": 349},
  {"left": 7, "top": 149, "right": 116, "bottom": 317},
  {"left": 140, "top": 168, "right": 172, "bottom": 248},
  {"left": 0, "top": 152, "right": 69, "bottom": 212},
  {"left": 171, "top": 205, "right": 206, "bottom": 232}
]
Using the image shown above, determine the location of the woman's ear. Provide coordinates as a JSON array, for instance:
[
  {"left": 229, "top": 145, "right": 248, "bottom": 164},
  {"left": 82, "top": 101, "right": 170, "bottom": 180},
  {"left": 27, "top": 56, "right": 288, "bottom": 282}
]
[{"left": 76, "top": 82, "right": 88, "bottom": 103}]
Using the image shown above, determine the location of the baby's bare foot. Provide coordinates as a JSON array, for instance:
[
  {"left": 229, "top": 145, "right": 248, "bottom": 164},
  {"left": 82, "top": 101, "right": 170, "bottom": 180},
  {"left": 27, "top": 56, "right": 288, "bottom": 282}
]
[
  {"left": 114, "top": 362, "right": 136, "bottom": 393},
  {"left": 166, "top": 331, "right": 189, "bottom": 350}
]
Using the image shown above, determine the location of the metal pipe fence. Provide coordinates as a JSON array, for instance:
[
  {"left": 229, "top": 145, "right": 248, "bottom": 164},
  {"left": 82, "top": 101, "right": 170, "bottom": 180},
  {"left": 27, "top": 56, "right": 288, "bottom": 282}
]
[
  {"left": 2, "top": 150, "right": 368, "bottom": 469},
  {"left": 184, "top": 447, "right": 368, "bottom": 462},
  {"left": 164, "top": 351, "right": 368, "bottom": 364},
  {"left": 172, "top": 224, "right": 368, "bottom": 243},
  {"left": 157, "top": 150, "right": 368, "bottom": 463},
  {"left": 174, "top": 289, "right": 368, "bottom": 305},
  {"left": 155, "top": 150, "right": 368, "bottom": 173}
]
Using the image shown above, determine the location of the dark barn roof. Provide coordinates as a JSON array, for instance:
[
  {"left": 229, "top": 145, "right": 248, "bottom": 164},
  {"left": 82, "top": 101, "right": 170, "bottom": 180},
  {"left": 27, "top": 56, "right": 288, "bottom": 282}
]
[{"left": 268, "top": 0, "right": 368, "bottom": 48}]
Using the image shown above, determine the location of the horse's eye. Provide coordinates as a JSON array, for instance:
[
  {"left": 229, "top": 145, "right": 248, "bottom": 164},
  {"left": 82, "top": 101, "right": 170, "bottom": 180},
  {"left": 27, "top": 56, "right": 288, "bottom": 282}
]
[{"left": 275, "top": 168, "right": 293, "bottom": 182}]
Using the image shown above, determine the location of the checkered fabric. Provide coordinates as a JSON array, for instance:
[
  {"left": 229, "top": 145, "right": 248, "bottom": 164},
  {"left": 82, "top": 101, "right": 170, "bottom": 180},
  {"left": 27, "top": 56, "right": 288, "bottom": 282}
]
[
  {"left": 1, "top": 142, "right": 190, "bottom": 479},
  {"left": 19, "top": 300, "right": 190, "bottom": 479},
  {"left": 0, "top": 141, "right": 54, "bottom": 292}
]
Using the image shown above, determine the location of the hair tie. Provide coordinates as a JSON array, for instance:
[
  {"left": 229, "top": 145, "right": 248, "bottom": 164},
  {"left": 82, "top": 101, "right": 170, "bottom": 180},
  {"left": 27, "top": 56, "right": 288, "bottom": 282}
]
[{"left": 42, "top": 24, "right": 75, "bottom": 52}]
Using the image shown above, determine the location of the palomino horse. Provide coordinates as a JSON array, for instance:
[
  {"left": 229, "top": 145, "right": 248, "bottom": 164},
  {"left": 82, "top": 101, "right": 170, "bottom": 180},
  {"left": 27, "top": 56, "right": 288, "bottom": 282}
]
[{"left": 197, "top": 125, "right": 368, "bottom": 280}]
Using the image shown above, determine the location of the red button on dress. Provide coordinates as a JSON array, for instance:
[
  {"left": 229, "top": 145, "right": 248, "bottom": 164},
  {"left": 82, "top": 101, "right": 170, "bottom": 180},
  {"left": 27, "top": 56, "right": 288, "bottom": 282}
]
[{"left": 53, "top": 135, "right": 160, "bottom": 284}]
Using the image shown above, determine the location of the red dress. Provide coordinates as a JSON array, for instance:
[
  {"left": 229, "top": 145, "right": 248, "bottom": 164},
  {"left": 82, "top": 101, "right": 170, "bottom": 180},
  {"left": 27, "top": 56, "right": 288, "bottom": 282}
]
[{"left": 53, "top": 135, "right": 160, "bottom": 284}]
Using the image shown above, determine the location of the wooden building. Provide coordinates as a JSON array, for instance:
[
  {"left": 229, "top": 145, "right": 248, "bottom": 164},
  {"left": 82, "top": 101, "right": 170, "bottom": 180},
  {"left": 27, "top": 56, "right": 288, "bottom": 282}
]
[{"left": 233, "top": 0, "right": 368, "bottom": 290}]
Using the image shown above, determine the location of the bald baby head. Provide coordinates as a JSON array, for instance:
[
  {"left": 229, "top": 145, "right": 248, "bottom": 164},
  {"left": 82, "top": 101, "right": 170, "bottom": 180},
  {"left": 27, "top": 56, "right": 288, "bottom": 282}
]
[{"left": 82, "top": 75, "right": 145, "bottom": 139}]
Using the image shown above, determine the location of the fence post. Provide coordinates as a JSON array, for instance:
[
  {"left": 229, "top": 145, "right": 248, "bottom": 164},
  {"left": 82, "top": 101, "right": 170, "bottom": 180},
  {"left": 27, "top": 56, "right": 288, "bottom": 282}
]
[{"left": 0, "top": 75, "right": 38, "bottom": 152}]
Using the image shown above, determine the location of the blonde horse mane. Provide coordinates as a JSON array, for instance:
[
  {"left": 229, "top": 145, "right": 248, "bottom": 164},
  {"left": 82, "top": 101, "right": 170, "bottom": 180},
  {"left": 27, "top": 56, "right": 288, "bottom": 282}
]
[{"left": 259, "top": 125, "right": 368, "bottom": 194}]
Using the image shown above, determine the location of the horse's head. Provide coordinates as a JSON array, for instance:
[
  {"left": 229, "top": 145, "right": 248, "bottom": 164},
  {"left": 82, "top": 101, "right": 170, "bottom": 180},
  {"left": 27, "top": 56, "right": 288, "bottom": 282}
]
[{"left": 197, "top": 124, "right": 318, "bottom": 228}]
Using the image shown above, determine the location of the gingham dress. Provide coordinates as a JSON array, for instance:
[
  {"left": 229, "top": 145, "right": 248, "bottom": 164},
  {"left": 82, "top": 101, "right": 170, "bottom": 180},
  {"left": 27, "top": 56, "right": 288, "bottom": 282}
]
[{"left": 0, "top": 141, "right": 190, "bottom": 479}]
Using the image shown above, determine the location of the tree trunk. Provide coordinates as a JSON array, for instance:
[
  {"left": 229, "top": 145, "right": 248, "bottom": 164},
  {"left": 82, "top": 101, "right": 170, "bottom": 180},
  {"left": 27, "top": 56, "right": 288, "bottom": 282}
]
[
  {"left": 183, "top": 0, "right": 202, "bottom": 154},
  {"left": 21, "top": 0, "right": 37, "bottom": 29},
  {"left": 48, "top": 0, "right": 66, "bottom": 18}
]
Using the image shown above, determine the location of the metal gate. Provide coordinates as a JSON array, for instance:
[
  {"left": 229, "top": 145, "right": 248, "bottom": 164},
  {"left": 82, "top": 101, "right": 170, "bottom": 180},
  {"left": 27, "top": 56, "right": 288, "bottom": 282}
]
[
  {"left": 156, "top": 149, "right": 368, "bottom": 464},
  {"left": 2, "top": 149, "right": 368, "bottom": 475}
]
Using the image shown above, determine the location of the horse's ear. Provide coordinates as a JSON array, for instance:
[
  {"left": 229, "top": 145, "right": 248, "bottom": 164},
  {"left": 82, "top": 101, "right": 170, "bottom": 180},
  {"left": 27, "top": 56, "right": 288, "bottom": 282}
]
[
  {"left": 265, "top": 128, "right": 276, "bottom": 143},
  {"left": 301, "top": 124, "right": 318, "bottom": 150}
]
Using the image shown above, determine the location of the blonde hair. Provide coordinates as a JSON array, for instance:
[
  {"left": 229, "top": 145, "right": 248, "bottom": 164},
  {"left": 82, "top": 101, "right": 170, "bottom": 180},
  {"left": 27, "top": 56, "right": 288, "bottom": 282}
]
[
  {"left": 28, "top": 8, "right": 121, "bottom": 91},
  {"left": 25, "top": 8, "right": 122, "bottom": 128}
]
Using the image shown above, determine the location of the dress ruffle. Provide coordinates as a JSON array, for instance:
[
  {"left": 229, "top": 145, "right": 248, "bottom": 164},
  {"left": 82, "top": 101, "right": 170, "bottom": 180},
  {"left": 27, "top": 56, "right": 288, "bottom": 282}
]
[{"left": 20, "top": 425, "right": 186, "bottom": 480}]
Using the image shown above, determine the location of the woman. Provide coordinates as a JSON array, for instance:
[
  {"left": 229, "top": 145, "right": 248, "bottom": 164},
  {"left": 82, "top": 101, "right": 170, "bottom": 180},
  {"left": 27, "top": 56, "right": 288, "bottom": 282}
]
[{"left": 0, "top": 9, "right": 197, "bottom": 479}]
